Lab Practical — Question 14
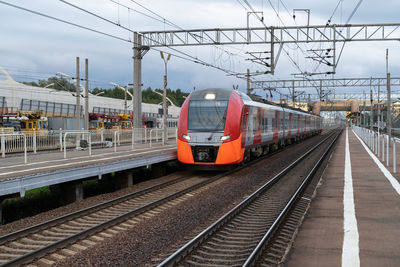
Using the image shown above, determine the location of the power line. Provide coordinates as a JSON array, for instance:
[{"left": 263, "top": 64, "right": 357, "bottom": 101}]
[
  {"left": 109, "top": 0, "right": 251, "bottom": 75},
  {"left": 2, "top": 0, "right": 241, "bottom": 78},
  {"left": 112, "top": 0, "right": 250, "bottom": 58},
  {"left": 60, "top": 0, "right": 247, "bottom": 76},
  {"left": 109, "top": 0, "right": 177, "bottom": 28},
  {"left": 0, "top": 0, "right": 133, "bottom": 43}
]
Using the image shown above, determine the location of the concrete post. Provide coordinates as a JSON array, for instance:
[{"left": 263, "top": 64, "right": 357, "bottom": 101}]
[
  {"left": 387, "top": 72, "right": 391, "bottom": 138},
  {"left": 1, "top": 130, "right": 5, "bottom": 158},
  {"left": 133, "top": 32, "right": 142, "bottom": 130},
  {"left": 292, "top": 80, "right": 295, "bottom": 108},
  {"left": 163, "top": 73, "right": 168, "bottom": 145},
  {"left": 246, "top": 68, "right": 250, "bottom": 96},
  {"left": 75, "top": 183, "right": 84, "bottom": 201},
  {"left": 76, "top": 57, "right": 80, "bottom": 131},
  {"left": 370, "top": 82, "right": 373, "bottom": 131},
  {"left": 33, "top": 129, "right": 37, "bottom": 154},
  {"left": 85, "top": 58, "right": 89, "bottom": 131},
  {"left": 116, "top": 171, "right": 134, "bottom": 189},
  {"left": 0, "top": 200, "right": 3, "bottom": 224}
]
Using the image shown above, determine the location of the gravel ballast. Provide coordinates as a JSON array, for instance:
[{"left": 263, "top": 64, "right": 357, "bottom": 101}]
[{"left": 52, "top": 133, "right": 329, "bottom": 267}]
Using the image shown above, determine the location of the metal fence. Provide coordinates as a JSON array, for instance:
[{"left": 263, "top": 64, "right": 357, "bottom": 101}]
[
  {"left": 352, "top": 126, "right": 397, "bottom": 173},
  {"left": 0, "top": 128, "right": 178, "bottom": 161}
]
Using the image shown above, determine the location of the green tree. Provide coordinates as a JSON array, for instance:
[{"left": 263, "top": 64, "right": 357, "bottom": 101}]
[{"left": 23, "top": 77, "right": 189, "bottom": 106}]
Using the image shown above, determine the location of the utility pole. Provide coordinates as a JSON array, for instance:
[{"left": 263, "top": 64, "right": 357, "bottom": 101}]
[
  {"left": 75, "top": 57, "right": 80, "bottom": 132},
  {"left": 160, "top": 51, "right": 171, "bottom": 145},
  {"left": 124, "top": 87, "right": 127, "bottom": 115},
  {"left": 85, "top": 58, "right": 89, "bottom": 131},
  {"left": 292, "top": 80, "right": 295, "bottom": 108},
  {"left": 370, "top": 78, "right": 373, "bottom": 131},
  {"left": 387, "top": 49, "right": 391, "bottom": 137},
  {"left": 363, "top": 91, "right": 366, "bottom": 127},
  {"left": 133, "top": 32, "right": 142, "bottom": 129},
  {"left": 246, "top": 68, "right": 250, "bottom": 96}
]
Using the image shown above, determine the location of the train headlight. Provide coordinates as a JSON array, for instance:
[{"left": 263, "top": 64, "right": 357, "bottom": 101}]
[
  {"left": 204, "top": 93, "right": 216, "bottom": 100},
  {"left": 182, "top": 134, "right": 191, "bottom": 141},
  {"left": 220, "top": 135, "right": 230, "bottom": 141}
]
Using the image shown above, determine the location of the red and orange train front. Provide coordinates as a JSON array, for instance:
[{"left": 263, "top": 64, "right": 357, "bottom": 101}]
[{"left": 177, "top": 88, "right": 245, "bottom": 166}]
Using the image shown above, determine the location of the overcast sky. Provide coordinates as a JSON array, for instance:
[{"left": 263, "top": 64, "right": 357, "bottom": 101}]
[{"left": 0, "top": 0, "right": 399, "bottom": 100}]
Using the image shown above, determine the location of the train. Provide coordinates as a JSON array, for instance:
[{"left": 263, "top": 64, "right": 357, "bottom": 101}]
[{"left": 177, "top": 88, "right": 322, "bottom": 167}]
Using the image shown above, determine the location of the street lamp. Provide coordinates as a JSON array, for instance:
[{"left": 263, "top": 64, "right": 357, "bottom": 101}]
[
  {"left": 44, "top": 83, "right": 55, "bottom": 88},
  {"left": 152, "top": 89, "right": 177, "bottom": 107},
  {"left": 94, "top": 91, "right": 105, "bottom": 96},
  {"left": 110, "top": 82, "right": 133, "bottom": 118},
  {"left": 160, "top": 51, "right": 171, "bottom": 145}
]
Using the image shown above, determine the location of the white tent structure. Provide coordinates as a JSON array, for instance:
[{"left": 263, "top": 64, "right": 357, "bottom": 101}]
[{"left": 0, "top": 67, "right": 180, "bottom": 123}]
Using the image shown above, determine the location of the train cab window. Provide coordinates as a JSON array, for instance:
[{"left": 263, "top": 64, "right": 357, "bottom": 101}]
[
  {"left": 188, "top": 100, "right": 228, "bottom": 131},
  {"left": 40, "top": 121, "right": 47, "bottom": 129},
  {"left": 20, "top": 121, "right": 27, "bottom": 129}
]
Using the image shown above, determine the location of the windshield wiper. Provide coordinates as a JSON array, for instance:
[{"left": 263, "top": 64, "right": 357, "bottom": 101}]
[{"left": 207, "top": 114, "right": 226, "bottom": 141}]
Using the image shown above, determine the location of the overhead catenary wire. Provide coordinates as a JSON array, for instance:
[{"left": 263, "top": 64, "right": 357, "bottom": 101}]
[
  {"left": 0, "top": 0, "right": 133, "bottom": 43},
  {"left": 59, "top": 0, "right": 249, "bottom": 77},
  {"left": 112, "top": 0, "right": 250, "bottom": 58},
  {"left": 0, "top": 0, "right": 242, "bottom": 79},
  {"left": 108, "top": 0, "right": 252, "bottom": 74},
  {"left": 240, "top": 0, "right": 323, "bottom": 95}
]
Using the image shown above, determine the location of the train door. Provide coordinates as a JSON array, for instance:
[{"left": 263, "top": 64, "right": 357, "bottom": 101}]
[
  {"left": 245, "top": 107, "right": 257, "bottom": 146},
  {"left": 240, "top": 106, "right": 250, "bottom": 147},
  {"left": 278, "top": 110, "right": 284, "bottom": 139},
  {"left": 262, "top": 108, "right": 273, "bottom": 142},
  {"left": 273, "top": 110, "right": 279, "bottom": 140}
]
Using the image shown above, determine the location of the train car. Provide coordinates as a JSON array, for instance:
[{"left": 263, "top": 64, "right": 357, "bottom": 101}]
[{"left": 177, "top": 88, "right": 322, "bottom": 167}]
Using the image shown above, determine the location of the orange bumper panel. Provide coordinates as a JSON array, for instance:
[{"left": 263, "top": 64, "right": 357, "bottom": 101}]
[
  {"left": 177, "top": 139, "right": 194, "bottom": 164},
  {"left": 177, "top": 137, "right": 244, "bottom": 165},
  {"left": 215, "top": 137, "right": 244, "bottom": 165}
]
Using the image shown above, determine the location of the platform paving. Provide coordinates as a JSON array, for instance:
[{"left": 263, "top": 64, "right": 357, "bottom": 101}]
[
  {"left": 288, "top": 128, "right": 400, "bottom": 266},
  {"left": 0, "top": 141, "right": 177, "bottom": 197}
]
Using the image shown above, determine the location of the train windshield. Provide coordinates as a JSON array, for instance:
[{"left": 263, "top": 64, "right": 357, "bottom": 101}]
[{"left": 188, "top": 100, "right": 228, "bottom": 131}]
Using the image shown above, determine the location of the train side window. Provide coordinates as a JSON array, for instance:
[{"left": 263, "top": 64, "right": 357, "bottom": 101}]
[
  {"left": 240, "top": 110, "right": 248, "bottom": 131},
  {"left": 253, "top": 116, "right": 257, "bottom": 134}
]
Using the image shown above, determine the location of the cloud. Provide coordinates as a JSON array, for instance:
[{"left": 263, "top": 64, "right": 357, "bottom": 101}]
[{"left": 0, "top": 0, "right": 399, "bottom": 98}]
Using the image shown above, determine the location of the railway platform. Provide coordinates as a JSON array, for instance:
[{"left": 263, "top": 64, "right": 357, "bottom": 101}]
[
  {"left": 0, "top": 141, "right": 177, "bottom": 199},
  {"left": 288, "top": 128, "right": 400, "bottom": 266}
]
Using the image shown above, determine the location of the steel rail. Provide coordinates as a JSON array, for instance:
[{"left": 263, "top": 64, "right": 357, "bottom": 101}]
[
  {"left": 1, "top": 129, "right": 328, "bottom": 266},
  {"left": 243, "top": 129, "right": 341, "bottom": 266},
  {"left": 157, "top": 130, "right": 339, "bottom": 267},
  {"left": 2, "top": 134, "right": 300, "bottom": 267},
  {"left": 0, "top": 173, "right": 190, "bottom": 246}
]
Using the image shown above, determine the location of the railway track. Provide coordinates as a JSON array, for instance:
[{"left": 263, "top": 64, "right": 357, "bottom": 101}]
[
  {"left": 158, "top": 129, "right": 341, "bottom": 267},
  {"left": 0, "top": 132, "right": 302, "bottom": 267},
  {"left": 0, "top": 172, "right": 216, "bottom": 266},
  {"left": 0, "top": 129, "right": 333, "bottom": 266}
]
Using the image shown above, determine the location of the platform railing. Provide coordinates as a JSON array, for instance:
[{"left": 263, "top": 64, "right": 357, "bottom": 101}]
[
  {"left": 0, "top": 127, "right": 178, "bottom": 157},
  {"left": 63, "top": 131, "right": 91, "bottom": 159},
  {"left": 1, "top": 132, "right": 27, "bottom": 163},
  {"left": 352, "top": 126, "right": 398, "bottom": 173}
]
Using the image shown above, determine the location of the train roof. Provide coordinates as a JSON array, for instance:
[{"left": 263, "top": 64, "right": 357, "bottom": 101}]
[{"left": 193, "top": 88, "right": 318, "bottom": 117}]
